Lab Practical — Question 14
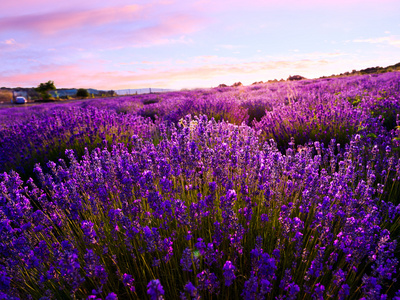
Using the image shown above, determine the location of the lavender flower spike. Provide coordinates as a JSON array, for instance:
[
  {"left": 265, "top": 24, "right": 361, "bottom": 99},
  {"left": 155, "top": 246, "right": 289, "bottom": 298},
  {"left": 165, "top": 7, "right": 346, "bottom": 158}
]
[
  {"left": 223, "top": 260, "right": 236, "bottom": 286},
  {"left": 147, "top": 279, "right": 165, "bottom": 300}
]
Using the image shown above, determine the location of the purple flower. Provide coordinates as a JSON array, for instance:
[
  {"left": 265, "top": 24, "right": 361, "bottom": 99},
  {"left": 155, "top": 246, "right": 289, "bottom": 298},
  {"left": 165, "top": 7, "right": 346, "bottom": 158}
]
[
  {"left": 209, "top": 181, "right": 217, "bottom": 193},
  {"left": 122, "top": 273, "right": 135, "bottom": 292},
  {"left": 54, "top": 240, "right": 84, "bottom": 293},
  {"left": 279, "top": 269, "right": 299, "bottom": 300},
  {"left": 185, "top": 281, "right": 196, "bottom": 295},
  {"left": 83, "top": 249, "right": 108, "bottom": 284},
  {"left": 260, "top": 278, "right": 271, "bottom": 296},
  {"left": 81, "top": 220, "right": 97, "bottom": 244},
  {"left": 332, "top": 268, "right": 347, "bottom": 288},
  {"left": 175, "top": 200, "right": 189, "bottom": 227},
  {"left": 229, "top": 223, "right": 245, "bottom": 255},
  {"left": 306, "top": 246, "right": 325, "bottom": 279},
  {"left": 220, "top": 189, "right": 238, "bottom": 227},
  {"left": 197, "top": 269, "right": 220, "bottom": 295},
  {"left": 147, "top": 279, "right": 165, "bottom": 300},
  {"left": 261, "top": 214, "right": 269, "bottom": 222},
  {"left": 312, "top": 283, "right": 325, "bottom": 300},
  {"left": 287, "top": 283, "right": 300, "bottom": 300},
  {"left": 183, "top": 281, "right": 200, "bottom": 299},
  {"left": 361, "top": 275, "right": 382, "bottom": 299},
  {"left": 139, "top": 170, "right": 154, "bottom": 190},
  {"left": 241, "top": 275, "right": 258, "bottom": 300},
  {"left": 251, "top": 249, "right": 277, "bottom": 283},
  {"left": 204, "top": 243, "right": 221, "bottom": 267},
  {"left": 143, "top": 226, "right": 157, "bottom": 253},
  {"left": 212, "top": 221, "right": 224, "bottom": 246},
  {"left": 195, "top": 238, "right": 206, "bottom": 256},
  {"left": 0, "top": 270, "right": 11, "bottom": 291},
  {"left": 161, "top": 237, "right": 174, "bottom": 263},
  {"left": 180, "top": 248, "right": 193, "bottom": 272},
  {"left": 105, "top": 292, "right": 118, "bottom": 300},
  {"left": 223, "top": 261, "right": 236, "bottom": 286},
  {"left": 338, "top": 284, "right": 350, "bottom": 300},
  {"left": 87, "top": 296, "right": 101, "bottom": 300},
  {"left": 185, "top": 230, "right": 193, "bottom": 241}
]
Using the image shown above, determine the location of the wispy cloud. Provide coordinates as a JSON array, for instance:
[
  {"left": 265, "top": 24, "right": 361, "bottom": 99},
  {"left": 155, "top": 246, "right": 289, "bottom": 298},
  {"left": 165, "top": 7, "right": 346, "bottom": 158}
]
[
  {"left": 0, "top": 5, "right": 143, "bottom": 35},
  {"left": 119, "top": 14, "right": 205, "bottom": 47},
  {"left": 353, "top": 36, "right": 400, "bottom": 48},
  {"left": 0, "top": 4, "right": 207, "bottom": 49},
  {"left": 192, "top": 0, "right": 399, "bottom": 12},
  {"left": 0, "top": 38, "right": 25, "bottom": 52},
  {"left": 2, "top": 38, "right": 16, "bottom": 45}
]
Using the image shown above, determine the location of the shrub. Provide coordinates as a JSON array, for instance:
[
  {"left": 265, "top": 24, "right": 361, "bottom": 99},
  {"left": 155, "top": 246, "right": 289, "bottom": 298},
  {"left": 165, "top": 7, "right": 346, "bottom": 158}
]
[
  {"left": 35, "top": 80, "right": 56, "bottom": 101},
  {"left": 76, "top": 88, "right": 89, "bottom": 98},
  {"left": 254, "top": 96, "right": 363, "bottom": 151}
]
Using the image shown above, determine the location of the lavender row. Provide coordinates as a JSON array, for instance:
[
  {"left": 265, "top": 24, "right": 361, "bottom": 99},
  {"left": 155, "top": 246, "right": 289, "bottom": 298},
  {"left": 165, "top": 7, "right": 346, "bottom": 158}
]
[
  {"left": 2, "top": 72, "right": 399, "bottom": 128},
  {"left": 1, "top": 72, "right": 399, "bottom": 180},
  {"left": 0, "top": 107, "right": 158, "bottom": 179},
  {"left": 1, "top": 115, "right": 400, "bottom": 299}
]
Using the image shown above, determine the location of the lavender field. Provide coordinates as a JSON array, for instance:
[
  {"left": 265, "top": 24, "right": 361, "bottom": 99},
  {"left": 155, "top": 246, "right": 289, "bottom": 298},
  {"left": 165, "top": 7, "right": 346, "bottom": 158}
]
[{"left": 1, "top": 72, "right": 400, "bottom": 299}]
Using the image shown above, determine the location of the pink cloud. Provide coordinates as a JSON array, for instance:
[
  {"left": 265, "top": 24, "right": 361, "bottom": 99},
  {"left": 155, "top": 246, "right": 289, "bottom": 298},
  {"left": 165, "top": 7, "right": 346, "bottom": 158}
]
[
  {"left": 0, "top": 39, "right": 25, "bottom": 52},
  {"left": 0, "top": 64, "right": 85, "bottom": 87},
  {"left": 3, "top": 39, "right": 16, "bottom": 45},
  {"left": 189, "top": 0, "right": 399, "bottom": 18},
  {"left": 121, "top": 14, "right": 207, "bottom": 46},
  {"left": 194, "top": 0, "right": 398, "bottom": 9},
  {"left": 0, "top": 5, "right": 143, "bottom": 35},
  {"left": 1, "top": 0, "right": 397, "bottom": 25},
  {"left": 0, "top": 3, "right": 208, "bottom": 49},
  {"left": 0, "top": 0, "right": 137, "bottom": 16}
]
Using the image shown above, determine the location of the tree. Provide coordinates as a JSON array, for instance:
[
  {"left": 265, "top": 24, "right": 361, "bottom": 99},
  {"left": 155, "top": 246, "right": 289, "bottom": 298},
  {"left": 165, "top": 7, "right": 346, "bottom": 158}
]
[
  {"left": 35, "top": 81, "right": 56, "bottom": 101},
  {"left": 76, "top": 88, "right": 89, "bottom": 98}
]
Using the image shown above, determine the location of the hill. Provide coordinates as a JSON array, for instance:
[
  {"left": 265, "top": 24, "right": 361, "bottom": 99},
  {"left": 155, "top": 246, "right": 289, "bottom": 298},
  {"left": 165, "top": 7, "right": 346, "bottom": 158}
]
[{"left": 319, "top": 61, "right": 400, "bottom": 79}]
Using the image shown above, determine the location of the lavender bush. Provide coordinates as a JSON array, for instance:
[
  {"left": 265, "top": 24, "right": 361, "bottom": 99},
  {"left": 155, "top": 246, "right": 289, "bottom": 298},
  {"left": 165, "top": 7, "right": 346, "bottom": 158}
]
[{"left": 0, "top": 107, "right": 157, "bottom": 179}]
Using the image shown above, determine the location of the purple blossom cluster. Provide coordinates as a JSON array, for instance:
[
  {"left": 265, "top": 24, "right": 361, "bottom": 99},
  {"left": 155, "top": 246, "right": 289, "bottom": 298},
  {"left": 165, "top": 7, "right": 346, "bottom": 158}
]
[
  {"left": 223, "top": 261, "right": 236, "bottom": 287},
  {"left": 147, "top": 279, "right": 164, "bottom": 300},
  {"left": 0, "top": 107, "right": 157, "bottom": 178},
  {"left": 0, "top": 72, "right": 400, "bottom": 299}
]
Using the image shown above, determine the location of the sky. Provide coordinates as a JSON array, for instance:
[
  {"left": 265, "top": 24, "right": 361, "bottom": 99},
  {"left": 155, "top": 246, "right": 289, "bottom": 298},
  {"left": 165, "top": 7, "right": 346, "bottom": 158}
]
[{"left": 0, "top": 0, "right": 399, "bottom": 90}]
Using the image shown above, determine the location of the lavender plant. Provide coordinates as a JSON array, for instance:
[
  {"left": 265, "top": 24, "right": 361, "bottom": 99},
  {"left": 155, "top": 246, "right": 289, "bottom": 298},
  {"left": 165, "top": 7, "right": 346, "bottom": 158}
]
[{"left": 0, "top": 107, "right": 157, "bottom": 179}]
